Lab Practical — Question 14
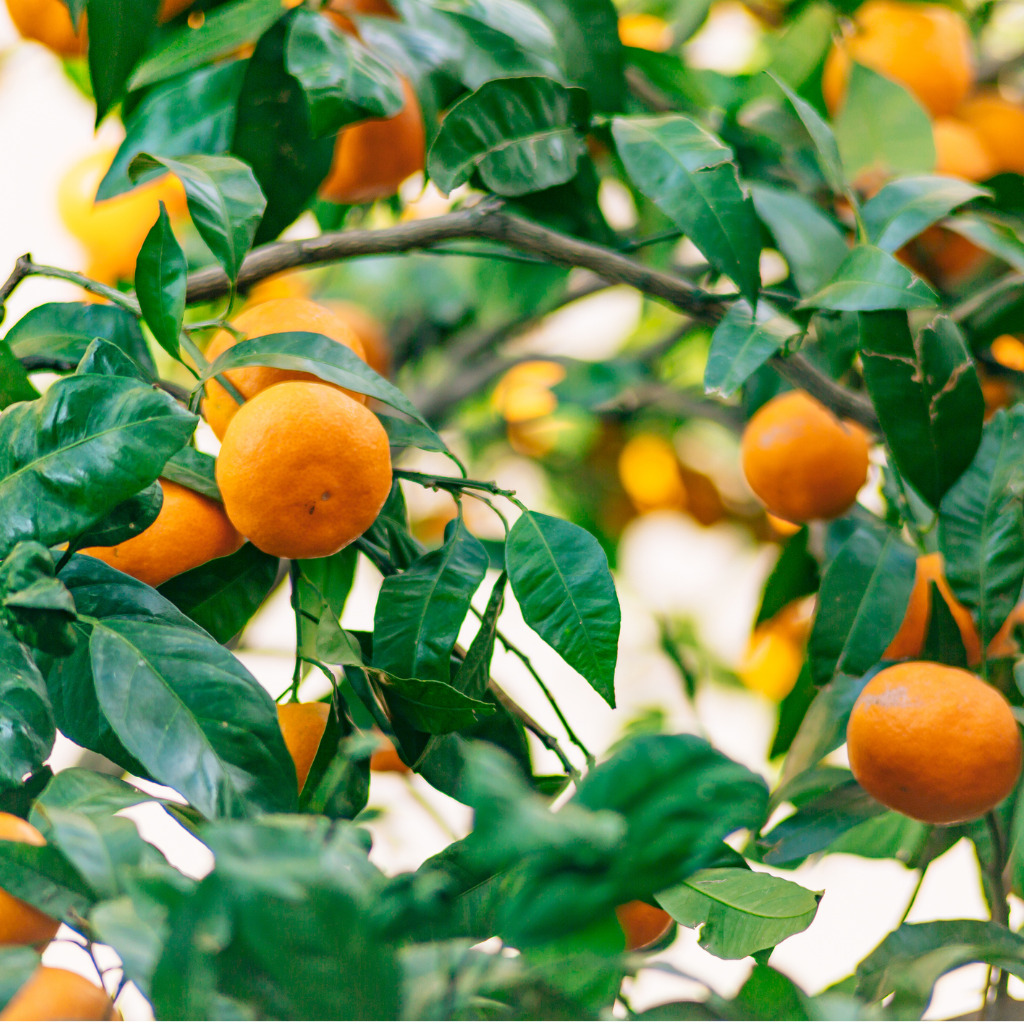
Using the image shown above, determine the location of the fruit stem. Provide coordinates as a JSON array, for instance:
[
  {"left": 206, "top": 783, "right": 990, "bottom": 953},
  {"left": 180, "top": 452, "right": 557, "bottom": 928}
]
[
  {"left": 393, "top": 468, "right": 521, "bottom": 506},
  {"left": 981, "top": 810, "right": 1012, "bottom": 1019}
]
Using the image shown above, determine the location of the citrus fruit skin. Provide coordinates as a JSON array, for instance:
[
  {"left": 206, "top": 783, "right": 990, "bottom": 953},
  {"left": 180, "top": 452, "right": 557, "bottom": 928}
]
[
  {"left": 933, "top": 117, "right": 996, "bottom": 181},
  {"left": 0, "top": 813, "right": 60, "bottom": 948},
  {"left": 959, "top": 92, "right": 1024, "bottom": 175},
  {"left": 0, "top": 967, "right": 117, "bottom": 1021},
  {"left": 215, "top": 381, "right": 393, "bottom": 559},
  {"left": 319, "top": 75, "right": 426, "bottom": 205},
  {"left": 617, "top": 13, "right": 673, "bottom": 51},
  {"left": 277, "top": 702, "right": 331, "bottom": 791},
  {"left": 883, "top": 552, "right": 981, "bottom": 666},
  {"left": 370, "top": 736, "right": 410, "bottom": 773},
  {"left": 822, "top": 0, "right": 973, "bottom": 118},
  {"left": 615, "top": 901, "right": 673, "bottom": 951},
  {"left": 202, "top": 297, "right": 368, "bottom": 440},
  {"left": 740, "top": 391, "right": 870, "bottom": 523},
  {"left": 847, "top": 662, "right": 1022, "bottom": 824},
  {"left": 80, "top": 479, "right": 243, "bottom": 588},
  {"left": 326, "top": 301, "right": 391, "bottom": 379},
  {"left": 57, "top": 148, "right": 187, "bottom": 285},
  {"left": 738, "top": 611, "right": 808, "bottom": 702}
]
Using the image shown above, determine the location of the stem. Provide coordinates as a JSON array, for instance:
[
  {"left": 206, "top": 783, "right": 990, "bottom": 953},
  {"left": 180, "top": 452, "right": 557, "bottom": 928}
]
[
  {"left": 898, "top": 867, "right": 927, "bottom": 926},
  {"left": 288, "top": 562, "right": 304, "bottom": 701},
  {"left": 488, "top": 679, "right": 580, "bottom": 781},
  {"left": 982, "top": 811, "right": 1012, "bottom": 1020},
  {"left": 26, "top": 261, "right": 142, "bottom": 314},
  {"left": 393, "top": 468, "right": 520, "bottom": 504}
]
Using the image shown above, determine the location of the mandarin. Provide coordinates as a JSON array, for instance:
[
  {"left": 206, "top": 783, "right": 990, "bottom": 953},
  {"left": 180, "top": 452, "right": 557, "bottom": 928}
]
[
  {"left": 959, "top": 91, "right": 1024, "bottom": 175},
  {"left": 933, "top": 117, "right": 996, "bottom": 182},
  {"left": 277, "top": 702, "right": 331, "bottom": 791},
  {"left": 615, "top": 901, "right": 673, "bottom": 951},
  {"left": 0, "top": 814, "right": 60, "bottom": 948},
  {"left": 0, "top": 967, "right": 117, "bottom": 1021}
]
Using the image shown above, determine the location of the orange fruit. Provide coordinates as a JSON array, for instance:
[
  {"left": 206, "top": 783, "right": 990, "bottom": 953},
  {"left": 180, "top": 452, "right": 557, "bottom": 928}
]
[
  {"left": 883, "top": 552, "right": 981, "bottom": 666},
  {"left": 989, "top": 603, "right": 1024, "bottom": 660},
  {"left": 80, "top": 478, "right": 243, "bottom": 588},
  {"left": 822, "top": 1, "right": 973, "bottom": 118},
  {"left": 325, "top": 301, "right": 391, "bottom": 379},
  {"left": 243, "top": 271, "right": 312, "bottom": 307},
  {"left": 0, "top": 813, "right": 60, "bottom": 948},
  {"left": 847, "top": 662, "right": 1022, "bottom": 824},
  {"left": 57, "top": 148, "right": 188, "bottom": 285},
  {"left": 370, "top": 735, "right": 410, "bottom": 773},
  {"left": 215, "top": 381, "right": 393, "bottom": 559},
  {"left": 959, "top": 91, "right": 1024, "bottom": 175},
  {"left": 618, "top": 13, "right": 673, "bottom": 51},
  {"left": 319, "top": 76, "right": 426, "bottom": 205},
  {"left": 0, "top": 967, "right": 116, "bottom": 1021},
  {"left": 738, "top": 627, "right": 803, "bottom": 701},
  {"left": 277, "top": 702, "right": 330, "bottom": 791},
  {"left": 492, "top": 360, "right": 566, "bottom": 423},
  {"left": 932, "top": 117, "right": 996, "bottom": 181},
  {"left": 980, "top": 373, "right": 1014, "bottom": 422},
  {"left": 740, "top": 391, "right": 871, "bottom": 523},
  {"left": 201, "top": 297, "right": 368, "bottom": 441},
  {"left": 615, "top": 901, "right": 673, "bottom": 951},
  {"left": 617, "top": 434, "right": 687, "bottom": 513},
  {"left": 990, "top": 334, "right": 1024, "bottom": 373},
  {"left": 897, "top": 225, "right": 989, "bottom": 292}
]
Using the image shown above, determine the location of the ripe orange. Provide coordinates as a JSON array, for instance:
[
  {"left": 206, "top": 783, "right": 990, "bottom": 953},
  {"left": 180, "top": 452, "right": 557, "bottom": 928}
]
[
  {"left": 201, "top": 297, "right": 368, "bottom": 440},
  {"left": 989, "top": 602, "right": 1024, "bottom": 660},
  {"left": 740, "top": 391, "right": 871, "bottom": 523},
  {"left": 0, "top": 813, "right": 60, "bottom": 948},
  {"left": 822, "top": 1, "right": 973, "bottom": 118},
  {"left": 738, "top": 601, "right": 812, "bottom": 702},
  {"left": 883, "top": 552, "right": 981, "bottom": 666},
  {"left": 325, "top": 301, "right": 391, "bottom": 379},
  {"left": 57, "top": 148, "right": 188, "bottom": 285},
  {"left": 215, "top": 381, "right": 393, "bottom": 559},
  {"left": 617, "top": 13, "right": 673, "bottom": 51},
  {"left": 847, "top": 662, "right": 1022, "bottom": 824},
  {"left": 615, "top": 901, "right": 673, "bottom": 951},
  {"left": 277, "top": 702, "right": 330, "bottom": 791},
  {"left": 932, "top": 117, "right": 996, "bottom": 182},
  {"left": 959, "top": 91, "right": 1024, "bottom": 175},
  {"left": 0, "top": 967, "right": 116, "bottom": 1021},
  {"left": 243, "top": 271, "right": 312, "bottom": 307},
  {"left": 370, "top": 735, "right": 410, "bottom": 773},
  {"left": 492, "top": 360, "right": 566, "bottom": 423},
  {"left": 617, "top": 434, "right": 687, "bottom": 513},
  {"left": 990, "top": 334, "right": 1024, "bottom": 373},
  {"left": 80, "top": 478, "right": 244, "bottom": 588},
  {"left": 319, "top": 76, "right": 426, "bottom": 205}
]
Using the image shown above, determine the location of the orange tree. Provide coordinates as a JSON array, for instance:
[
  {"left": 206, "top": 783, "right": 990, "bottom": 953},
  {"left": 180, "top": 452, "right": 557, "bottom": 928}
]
[{"left": 3, "top": 0, "right": 1024, "bottom": 1019}]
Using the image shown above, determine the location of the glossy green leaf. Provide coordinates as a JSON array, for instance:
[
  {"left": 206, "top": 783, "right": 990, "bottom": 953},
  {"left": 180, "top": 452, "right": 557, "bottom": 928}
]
[
  {"left": 86, "top": 0, "right": 160, "bottom": 122},
  {"left": 769, "top": 72, "right": 844, "bottom": 194},
  {"left": 704, "top": 299, "right": 800, "bottom": 398},
  {"left": 807, "top": 526, "right": 916, "bottom": 686},
  {"left": 0, "top": 828, "right": 94, "bottom": 920},
  {"left": 34, "top": 767, "right": 152, "bottom": 818},
  {"left": 5, "top": 302, "right": 156, "bottom": 375},
  {"left": 378, "top": 414, "right": 453, "bottom": 457},
  {"left": 612, "top": 114, "right": 760, "bottom": 304},
  {"left": 0, "top": 374, "right": 196, "bottom": 558},
  {"left": 658, "top": 868, "right": 820, "bottom": 959},
  {"left": 862, "top": 175, "right": 987, "bottom": 253},
  {"left": 943, "top": 214, "right": 1024, "bottom": 274},
  {"left": 0, "top": 623, "right": 55, "bottom": 791},
  {"left": 939, "top": 408, "right": 1024, "bottom": 647},
  {"left": 285, "top": 10, "right": 403, "bottom": 137},
  {"left": 75, "top": 338, "right": 150, "bottom": 382},
  {"left": 428, "top": 76, "right": 587, "bottom": 197},
  {"left": 801, "top": 244, "right": 938, "bottom": 311},
  {"left": 376, "top": 672, "right": 495, "bottom": 734},
  {"left": 506, "top": 511, "right": 619, "bottom": 707},
  {"left": 755, "top": 527, "right": 819, "bottom": 627},
  {"left": 136, "top": 203, "right": 186, "bottom": 360},
  {"left": 453, "top": 573, "right": 505, "bottom": 698},
  {"left": 0, "top": 541, "right": 76, "bottom": 656},
  {"left": 161, "top": 447, "right": 220, "bottom": 501},
  {"left": 373, "top": 518, "right": 488, "bottom": 683},
  {"left": 68, "top": 482, "right": 163, "bottom": 554},
  {"left": 0, "top": 341, "right": 38, "bottom": 409},
  {"left": 860, "top": 312, "right": 984, "bottom": 507},
  {"left": 130, "top": 153, "right": 266, "bottom": 284}
]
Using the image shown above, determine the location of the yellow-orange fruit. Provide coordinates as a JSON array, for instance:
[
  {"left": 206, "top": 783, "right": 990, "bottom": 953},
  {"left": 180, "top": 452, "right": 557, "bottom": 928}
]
[
  {"left": 933, "top": 117, "right": 996, "bottom": 181},
  {"left": 57, "top": 148, "right": 187, "bottom": 285},
  {"left": 615, "top": 901, "right": 673, "bottom": 951},
  {"left": 740, "top": 391, "right": 870, "bottom": 523},
  {"left": 822, "top": 0, "right": 973, "bottom": 118},
  {"left": 492, "top": 360, "right": 566, "bottom": 423},
  {"left": 618, "top": 13, "right": 673, "bottom": 51},
  {"left": 319, "top": 76, "right": 426, "bottom": 205},
  {"left": 277, "top": 702, "right": 330, "bottom": 791},
  {"left": 883, "top": 552, "right": 981, "bottom": 666},
  {"left": 215, "top": 381, "right": 393, "bottom": 559},
  {"left": 618, "top": 434, "right": 687, "bottom": 513},
  {"left": 326, "top": 301, "right": 391, "bottom": 379},
  {"left": 990, "top": 334, "right": 1024, "bottom": 373},
  {"left": 0, "top": 814, "right": 60, "bottom": 948},
  {"left": 959, "top": 91, "right": 1024, "bottom": 175},
  {"left": 202, "top": 297, "right": 367, "bottom": 440},
  {"left": 80, "top": 479, "right": 243, "bottom": 588},
  {"left": 370, "top": 736, "right": 410, "bottom": 773},
  {"left": 847, "top": 662, "right": 1022, "bottom": 824},
  {"left": 0, "top": 967, "right": 117, "bottom": 1021}
]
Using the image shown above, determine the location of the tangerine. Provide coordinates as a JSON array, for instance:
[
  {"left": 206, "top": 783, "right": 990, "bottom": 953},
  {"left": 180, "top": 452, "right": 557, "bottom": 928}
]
[
  {"left": 615, "top": 901, "right": 673, "bottom": 951},
  {"left": 959, "top": 91, "right": 1024, "bottom": 175},
  {"left": 326, "top": 301, "right": 391, "bottom": 379},
  {"left": 0, "top": 813, "right": 60, "bottom": 948},
  {"left": 277, "top": 702, "right": 330, "bottom": 791},
  {"left": 370, "top": 735, "right": 410, "bottom": 773},
  {"left": 932, "top": 117, "right": 996, "bottom": 182},
  {"left": 0, "top": 967, "right": 116, "bottom": 1021},
  {"left": 618, "top": 13, "right": 673, "bottom": 51}
]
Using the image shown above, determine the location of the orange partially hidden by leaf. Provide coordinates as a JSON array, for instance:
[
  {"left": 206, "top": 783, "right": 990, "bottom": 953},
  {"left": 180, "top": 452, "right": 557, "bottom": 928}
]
[
  {"left": 370, "top": 736, "right": 411, "bottom": 773},
  {"left": 897, "top": 226, "right": 989, "bottom": 292},
  {"left": 0, "top": 967, "right": 118, "bottom": 1021},
  {"left": 738, "top": 602, "right": 811, "bottom": 702},
  {"left": 277, "top": 702, "right": 331, "bottom": 791},
  {"left": 615, "top": 901, "right": 673, "bottom": 951},
  {"left": 0, "top": 813, "right": 60, "bottom": 948}
]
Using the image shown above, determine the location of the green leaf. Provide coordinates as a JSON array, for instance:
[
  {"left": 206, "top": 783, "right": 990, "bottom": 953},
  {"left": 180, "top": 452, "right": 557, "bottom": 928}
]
[
  {"left": 0, "top": 949, "right": 41, "bottom": 1008},
  {"left": 801, "top": 244, "right": 938, "bottom": 311},
  {"left": 807, "top": 526, "right": 916, "bottom": 686},
  {"left": 285, "top": 10, "right": 403, "bottom": 137},
  {"left": 506, "top": 511, "right": 619, "bottom": 707},
  {"left": 130, "top": 153, "right": 266, "bottom": 284},
  {"left": 34, "top": 767, "right": 152, "bottom": 818},
  {"left": 5, "top": 301, "right": 156, "bottom": 375},
  {"left": 862, "top": 175, "right": 988, "bottom": 253},
  {"left": 943, "top": 214, "right": 1024, "bottom": 273},
  {"left": 750, "top": 182, "right": 849, "bottom": 296},
  {"left": 939, "top": 407, "right": 1024, "bottom": 647},
  {"left": 75, "top": 338, "right": 150, "bottom": 382},
  {"left": 128, "top": 0, "right": 286, "bottom": 90},
  {"left": 0, "top": 340, "right": 39, "bottom": 409},
  {"left": 704, "top": 299, "right": 800, "bottom": 398},
  {"left": 0, "top": 624, "right": 55, "bottom": 791},
  {"left": 835, "top": 63, "right": 936, "bottom": 182},
  {"left": 378, "top": 414, "right": 453, "bottom": 457},
  {"left": 859, "top": 312, "right": 984, "bottom": 507},
  {"left": 428, "top": 76, "right": 587, "bottom": 197},
  {"left": 86, "top": 0, "right": 160, "bottom": 123},
  {"left": 755, "top": 527, "right": 819, "bottom": 627},
  {"left": 69, "top": 483, "right": 163, "bottom": 555},
  {"left": 373, "top": 518, "right": 488, "bottom": 683},
  {"left": 658, "top": 868, "right": 820, "bottom": 960},
  {"left": 611, "top": 114, "right": 760, "bottom": 304},
  {"left": 0, "top": 542, "right": 76, "bottom": 656},
  {"left": 99, "top": 62, "right": 247, "bottom": 201},
  {"left": 232, "top": 14, "right": 334, "bottom": 244},
  {"left": 161, "top": 447, "right": 220, "bottom": 501},
  {"left": 0, "top": 828, "right": 94, "bottom": 921},
  {"left": 376, "top": 672, "right": 495, "bottom": 734},
  {"left": 453, "top": 573, "right": 505, "bottom": 698},
  {"left": 136, "top": 203, "right": 186, "bottom": 360},
  {"left": 857, "top": 920, "right": 1024, "bottom": 1019},
  {"left": 0, "top": 374, "right": 196, "bottom": 558},
  {"left": 768, "top": 72, "right": 844, "bottom": 194}
]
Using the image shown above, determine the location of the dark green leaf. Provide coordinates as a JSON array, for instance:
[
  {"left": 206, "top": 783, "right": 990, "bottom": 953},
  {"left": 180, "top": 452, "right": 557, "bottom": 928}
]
[
  {"left": 801, "top": 244, "right": 938, "bottom": 311},
  {"left": 704, "top": 299, "right": 800, "bottom": 398},
  {"left": 768, "top": 73, "right": 844, "bottom": 194},
  {"left": 86, "top": 0, "right": 160, "bottom": 122},
  {"left": 428, "top": 76, "right": 587, "bottom": 197},
  {"left": 69, "top": 482, "right": 163, "bottom": 554},
  {"left": 161, "top": 447, "right": 220, "bottom": 501},
  {"left": 0, "top": 542, "right": 76, "bottom": 656},
  {"left": 732, "top": 965, "right": 812, "bottom": 1021},
  {"left": 755, "top": 527, "right": 819, "bottom": 627},
  {"left": 0, "top": 830, "right": 94, "bottom": 920},
  {"left": 0, "top": 624, "right": 55, "bottom": 791},
  {"left": 376, "top": 672, "right": 495, "bottom": 734},
  {"left": 506, "top": 511, "right": 619, "bottom": 707},
  {"left": 453, "top": 573, "right": 505, "bottom": 699},
  {"left": 0, "top": 341, "right": 38, "bottom": 409},
  {"left": 301, "top": 727, "right": 372, "bottom": 821},
  {"left": 612, "top": 114, "right": 760, "bottom": 304},
  {"left": 136, "top": 203, "right": 186, "bottom": 360},
  {"left": 75, "top": 338, "right": 150, "bottom": 382}
]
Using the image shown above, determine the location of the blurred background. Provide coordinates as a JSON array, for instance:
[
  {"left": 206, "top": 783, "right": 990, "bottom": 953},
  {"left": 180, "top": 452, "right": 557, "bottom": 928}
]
[{"left": 2, "top": 1, "right": 1020, "bottom": 1018}]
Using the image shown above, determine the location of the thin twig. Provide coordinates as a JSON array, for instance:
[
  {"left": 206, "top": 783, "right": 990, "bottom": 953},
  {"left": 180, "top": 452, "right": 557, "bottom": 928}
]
[{"left": 488, "top": 679, "right": 580, "bottom": 780}]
